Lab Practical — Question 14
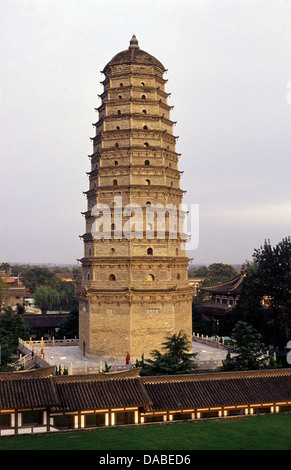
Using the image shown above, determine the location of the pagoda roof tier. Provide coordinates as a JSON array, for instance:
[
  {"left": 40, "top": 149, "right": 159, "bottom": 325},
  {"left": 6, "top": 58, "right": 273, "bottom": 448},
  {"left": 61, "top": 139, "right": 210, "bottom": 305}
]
[
  {"left": 95, "top": 99, "right": 174, "bottom": 114},
  {"left": 91, "top": 129, "right": 178, "bottom": 142},
  {"left": 80, "top": 235, "right": 188, "bottom": 243},
  {"left": 84, "top": 286, "right": 194, "bottom": 295},
  {"left": 83, "top": 185, "right": 186, "bottom": 196},
  {"left": 79, "top": 233, "right": 189, "bottom": 242},
  {"left": 100, "top": 71, "right": 168, "bottom": 85},
  {"left": 93, "top": 114, "right": 177, "bottom": 127},
  {"left": 99, "top": 85, "right": 171, "bottom": 99},
  {"left": 199, "top": 273, "right": 245, "bottom": 295},
  {"left": 88, "top": 147, "right": 181, "bottom": 160},
  {"left": 78, "top": 256, "right": 191, "bottom": 264},
  {"left": 87, "top": 164, "right": 183, "bottom": 176}
]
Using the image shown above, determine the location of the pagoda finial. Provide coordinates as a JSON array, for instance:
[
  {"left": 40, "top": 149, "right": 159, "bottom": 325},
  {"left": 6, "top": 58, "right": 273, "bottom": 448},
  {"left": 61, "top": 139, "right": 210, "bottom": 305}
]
[{"left": 129, "top": 34, "right": 139, "bottom": 49}]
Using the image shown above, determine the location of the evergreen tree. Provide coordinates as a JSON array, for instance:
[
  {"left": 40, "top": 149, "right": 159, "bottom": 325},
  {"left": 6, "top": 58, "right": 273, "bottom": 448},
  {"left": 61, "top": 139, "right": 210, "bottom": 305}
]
[
  {"left": 137, "top": 331, "right": 198, "bottom": 376},
  {"left": 0, "top": 307, "right": 30, "bottom": 365},
  {"left": 56, "top": 306, "right": 79, "bottom": 339},
  {"left": 222, "top": 321, "right": 271, "bottom": 371},
  {"left": 234, "top": 237, "right": 291, "bottom": 347}
]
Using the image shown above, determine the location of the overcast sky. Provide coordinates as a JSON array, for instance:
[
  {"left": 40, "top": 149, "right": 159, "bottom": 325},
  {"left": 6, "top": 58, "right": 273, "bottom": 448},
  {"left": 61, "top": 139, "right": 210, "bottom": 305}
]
[{"left": 0, "top": 0, "right": 290, "bottom": 266}]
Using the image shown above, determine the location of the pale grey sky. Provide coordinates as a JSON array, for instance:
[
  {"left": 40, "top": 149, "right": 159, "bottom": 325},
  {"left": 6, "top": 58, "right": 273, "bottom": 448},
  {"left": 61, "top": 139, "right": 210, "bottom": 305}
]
[{"left": 0, "top": 0, "right": 290, "bottom": 266}]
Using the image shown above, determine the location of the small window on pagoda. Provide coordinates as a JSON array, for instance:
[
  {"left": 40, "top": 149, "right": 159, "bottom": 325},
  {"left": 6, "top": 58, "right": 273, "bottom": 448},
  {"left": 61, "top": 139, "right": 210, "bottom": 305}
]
[
  {"left": 116, "top": 126, "right": 120, "bottom": 130},
  {"left": 143, "top": 125, "right": 148, "bottom": 130},
  {"left": 109, "top": 274, "right": 116, "bottom": 281},
  {"left": 146, "top": 201, "right": 151, "bottom": 206},
  {"left": 117, "top": 110, "right": 121, "bottom": 115},
  {"left": 118, "top": 95, "right": 122, "bottom": 99},
  {"left": 141, "top": 95, "right": 146, "bottom": 99},
  {"left": 147, "top": 274, "right": 154, "bottom": 281},
  {"left": 111, "top": 223, "right": 116, "bottom": 230},
  {"left": 87, "top": 273, "right": 91, "bottom": 281},
  {"left": 141, "top": 82, "right": 145, "bottom": 86},
  {"left": 145, "top": 160, "right": 150, "bottom": 166},
  {"left": 177, "top": 273, "right": 181, "bottom": 280},
  {"left": 88, "top": 249, "right": 92, "bottom": 256},
  {"left": 142, "top": 109, "right": 147, "bottom": 114},
  {"left": 119, "top": 83, "right": 123, "bottom": 87},
  {"left": 114, "top": 161, "right": 118, "bottom": 166},
  {"left": 145, "top": 179, "right": 150, "bottom": 185},
  {"left": 115, "top": 143, "right": 119, "bottom": 147},
  {"left": 171, "top": 181, "right": 173, "bottom": 187},
  {"left": 144, "top": 142, "right": 149, "bottom": 147},
  {"left": 113, "top": 179, "right": 118, "bottom": 186},
  {"left": 147, "top": 248, "right": 153, "bottom": 255},
  {"left": 111, "top": 248, "right": 116, "bottom": 255}
]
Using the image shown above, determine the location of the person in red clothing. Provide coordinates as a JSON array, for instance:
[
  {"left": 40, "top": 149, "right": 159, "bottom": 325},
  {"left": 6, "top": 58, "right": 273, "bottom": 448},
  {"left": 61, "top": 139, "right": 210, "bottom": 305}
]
[{"left": 126, "top": 353, "right": 130, "bottom": 365}]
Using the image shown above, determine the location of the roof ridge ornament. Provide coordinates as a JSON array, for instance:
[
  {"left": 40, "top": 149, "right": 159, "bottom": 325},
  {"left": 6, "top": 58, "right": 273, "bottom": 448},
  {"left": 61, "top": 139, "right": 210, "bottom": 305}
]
[{"left": 129, "top": 34, "right": 139, "bottom": 49}]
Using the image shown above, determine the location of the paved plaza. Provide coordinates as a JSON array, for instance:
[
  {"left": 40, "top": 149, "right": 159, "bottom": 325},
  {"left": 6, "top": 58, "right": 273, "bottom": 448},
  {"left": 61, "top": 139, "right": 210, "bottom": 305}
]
[{"left": 32, "top": 340, "right": 228, "bottom": 374}]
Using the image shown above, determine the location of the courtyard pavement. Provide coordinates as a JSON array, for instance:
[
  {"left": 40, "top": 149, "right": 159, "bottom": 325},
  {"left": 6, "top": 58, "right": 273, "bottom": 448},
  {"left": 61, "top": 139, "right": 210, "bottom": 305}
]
[{"left": 32, "top": 340, "right": 228, "bottom": 374}]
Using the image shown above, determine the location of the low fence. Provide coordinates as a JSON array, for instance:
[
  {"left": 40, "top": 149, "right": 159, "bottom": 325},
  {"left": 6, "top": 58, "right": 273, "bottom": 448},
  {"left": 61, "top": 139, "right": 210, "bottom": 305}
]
[
  {"left": 192, "top": 333, "right": 227, "bottom": 350},
  {"left": 20, "top": 337, "right": 79, "bottom": 349}
]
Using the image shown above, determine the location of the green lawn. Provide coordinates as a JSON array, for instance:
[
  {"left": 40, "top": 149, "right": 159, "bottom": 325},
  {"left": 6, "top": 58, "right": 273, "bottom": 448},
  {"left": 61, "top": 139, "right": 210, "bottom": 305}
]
[{"left": 0, "top": 414, "right": 291, "bottom": 450}]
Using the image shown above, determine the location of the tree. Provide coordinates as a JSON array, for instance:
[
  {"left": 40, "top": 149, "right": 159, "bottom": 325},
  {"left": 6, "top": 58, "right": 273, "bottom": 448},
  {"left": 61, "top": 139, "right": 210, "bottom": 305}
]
[
  {"left": 0, "top": 263, "right": 11, "bottom": 275},
  {"left": 55, "top": 280, "right": 78, "bottom": 311},
  {"left": 202, "top": 263, "right": 239, "bottom": 287},
  {"left": 56, "top": 306, "right": 79, "bottom": 339},
  {"left": 136, "top": 331, "right": 198, "bottom": 376},
  {"left": 188, "top": 265, "right": 208, "bottom": 278},
  {"left": 0, "top": 276, "right": 9, "bottom": 310},
  {"left": 234, "top": 237, "right": 291, "bottom": 348},
  {"left": 0, "top": 307, "right": 30, "bottom": 365},
  {"left": 222, "top": 321, "right": 271, "bottom": 371},
  {"left": 34, "top": 286, "right": 61, "bottom": 314},
  {"left": 21, "top": 266, "right": 58, "bottom": 293}
]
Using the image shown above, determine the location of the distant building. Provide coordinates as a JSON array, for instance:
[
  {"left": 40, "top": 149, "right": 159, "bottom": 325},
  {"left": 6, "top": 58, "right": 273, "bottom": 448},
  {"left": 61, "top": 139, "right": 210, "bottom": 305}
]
[
  {"left": 0, "top": 275, "right": 27, "bottom": 308},
  {"left": 199, "top": 272, "right": 245, "bottom": 308},
  {"left": 194, "top": 271, "right": 245, "bottom": 332}
]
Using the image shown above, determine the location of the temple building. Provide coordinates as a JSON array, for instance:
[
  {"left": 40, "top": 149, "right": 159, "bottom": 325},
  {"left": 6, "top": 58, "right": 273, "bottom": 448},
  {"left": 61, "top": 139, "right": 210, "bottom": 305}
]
[
  {"left": 199, "top": 271, "right": 245, "bottom": 309},
  {"left": 78, "top": 36, "right": 193, "bottom": 361},
  {"left": 194, "top": 270, "right": 245, "bottom": 335}
]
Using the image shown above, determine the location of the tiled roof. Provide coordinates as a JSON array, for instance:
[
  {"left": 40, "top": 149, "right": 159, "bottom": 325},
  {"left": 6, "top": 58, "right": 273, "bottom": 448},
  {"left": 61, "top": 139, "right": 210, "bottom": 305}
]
[
  {"left": 0, "top": 366, "right": 55, "bottom": 380},
  {"left": 53, "top": 376, "right": 152, "bottom": 412},
  {"left": 0, "top": 368, "right": 291, "bottom": 412},
  {"left": 142, "top": 369, "right": 291, "bottom": 410},
  {"left": 22, "top": 313, "right": 68, "bottom": 328},
  {"left": 0, "top": 376, "right": 59, "bottom": 409},
  {"left": 200, "top": 274, "right": 244, "bottom": 295}
]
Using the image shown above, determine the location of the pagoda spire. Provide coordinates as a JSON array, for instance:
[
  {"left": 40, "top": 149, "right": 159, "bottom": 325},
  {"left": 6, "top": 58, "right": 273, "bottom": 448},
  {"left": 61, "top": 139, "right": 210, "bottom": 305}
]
[{"left": 129, "top": 34, "right": 139, "bottom": 49}]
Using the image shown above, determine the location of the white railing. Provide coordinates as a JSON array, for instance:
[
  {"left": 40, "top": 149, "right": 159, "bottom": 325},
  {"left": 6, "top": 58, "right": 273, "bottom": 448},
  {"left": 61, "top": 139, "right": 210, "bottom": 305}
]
[
  {"left": 19, "top": 337, "right": 79, "bottom": 348},
  {"left": 192, "top": 332, "right": 227, "bottom": 349},
  {"left": 198, "top": 360, "right": 223, "bottom": 370}
]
